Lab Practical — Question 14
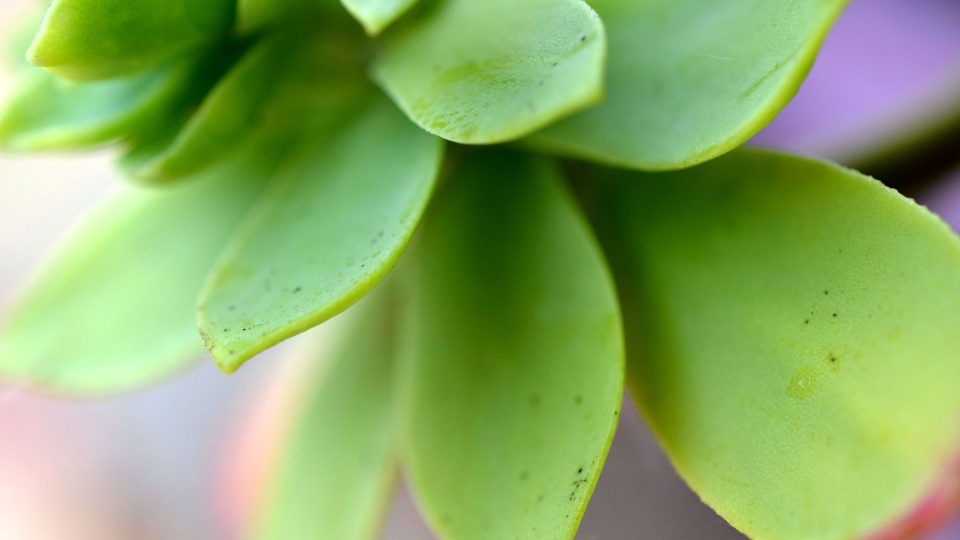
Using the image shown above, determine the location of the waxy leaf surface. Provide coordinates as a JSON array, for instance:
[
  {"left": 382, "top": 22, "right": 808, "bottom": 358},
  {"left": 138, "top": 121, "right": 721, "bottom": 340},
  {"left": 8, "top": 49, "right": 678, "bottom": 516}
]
[
  {"left": 0, "top": 137, "right": 284, "bottom": 394},
  {"left": 373, "top": 0, "right": 606, "bottom": 144},
  {"left": 401, "top": 152, "right": 623, "bottom": 540},
  {"left": 341, "top": 0, "right": 417, "bottom": 35},
  {"left": 28, "top": 0, "right": 235, "bottom": 80},
  {"left": 255, "top": 289, "right": 396, "bottom": 540},
  {"left": 586, "top": 149, "right": 960, "bottom": 539},
  {"left": 121, "top": 38, "right": 285, "bottom": 183},
  {"left": 198, "top": 94, "right": 442, "bottom": 373},
  {"left": 0, "top": 60, "right": 194, "bottom": 151},
  {"left": 530, "top": 0, "right": 846, "bottom": 170}
]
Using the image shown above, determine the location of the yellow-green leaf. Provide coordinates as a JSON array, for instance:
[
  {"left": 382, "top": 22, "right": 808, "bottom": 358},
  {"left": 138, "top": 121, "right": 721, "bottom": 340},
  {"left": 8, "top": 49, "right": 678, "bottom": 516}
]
[
  {"left": 400, "top": 151, "right": 624, "bottom": 540},
  {"left": 27, "top": 0, "right": 235, "bottom": 80},
  {"left": 197, "top": 93, "right": 442, "bottom": 373},
  {"left": 0, "top": 135, "right": 286, "bottom": 395},
  {"left": 120, "top": 38, "right": 285, "bottom": 183},
  {"left": 0, "top": 60, "right": 195, "bottom": 151},
  {"left": 529, "top": 0, "right": 846, "bottom": 170},
  {"left": 585, "top": 149, "right": 960, "bottom": 539},
  {"left": 255, "top": 287, "right": 397, "bottom": 540},
  {"left": 373, "top": 0, "right": 606, "bottom": 144}
]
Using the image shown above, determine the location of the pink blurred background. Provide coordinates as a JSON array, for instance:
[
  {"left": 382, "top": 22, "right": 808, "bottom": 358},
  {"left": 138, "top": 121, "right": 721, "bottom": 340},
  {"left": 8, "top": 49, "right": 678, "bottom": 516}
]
[{"left": 1, "top": 0, "right": 959, "bottom": 538}]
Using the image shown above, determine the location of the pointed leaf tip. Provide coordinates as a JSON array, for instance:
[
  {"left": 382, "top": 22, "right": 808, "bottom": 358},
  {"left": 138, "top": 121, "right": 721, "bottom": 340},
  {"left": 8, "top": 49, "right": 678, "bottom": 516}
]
[
  {"left": 198, "top": 94, "right": 442, "bottom": 373},
  {"left": 28, "top": 0, "right": 235, "bottom": 80},
  {"left": 0, "top": 135, "right": 285, "bottom": 394}
]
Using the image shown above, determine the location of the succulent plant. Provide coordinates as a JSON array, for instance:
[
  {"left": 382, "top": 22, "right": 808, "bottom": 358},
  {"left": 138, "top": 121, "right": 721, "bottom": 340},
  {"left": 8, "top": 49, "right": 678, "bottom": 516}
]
[{"left": 1, "top": 0, "right": 959, "bottom": 539}]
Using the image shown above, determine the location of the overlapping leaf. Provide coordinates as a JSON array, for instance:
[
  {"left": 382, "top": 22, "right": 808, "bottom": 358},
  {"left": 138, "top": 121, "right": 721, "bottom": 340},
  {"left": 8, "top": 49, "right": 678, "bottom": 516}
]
[
  {"left": 373, "top": 0, "right": 606, "bottom": 144},
  {"left": 0, "top": 135, "right": 287, "bottom": 394},
  {"left": 341, "top": 0, "right": 418, "bottom": 35},
  {"left": 255, "top": 288, "right": 397, "bottom": 540},
  {"left": 197, "top": 93, "right": 442, "bottom": 373},
  {"left": 120, "top": 38, "right": 286, "bottom": 183},
  {"left": 400, "top": 151, "right": 623, "bottom": 540},
  {"left": 27, "top": 0, "right": 235, "bottom": 80},
  {"left": 529, "top": 0, "right": 847, "bottom": 170},
  {"left": 584, "top": 149, "right": 960, "bottom": 539},
  {"left": 0, "top": 59, "right": 196, "bottom": 151}
]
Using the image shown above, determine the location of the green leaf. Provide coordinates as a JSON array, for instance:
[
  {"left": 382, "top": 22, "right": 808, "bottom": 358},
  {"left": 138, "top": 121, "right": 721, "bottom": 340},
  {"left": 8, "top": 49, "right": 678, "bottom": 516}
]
[
  {"left": 373, "top": 0, "right": 606, "bottom": 144},
  {"left": 236, "top": 0, "right": 341, "bottom": 34},
  {"left": 254, "top": 287, "right": 397, "bottom": 540},
  {"left": 340, "top": 0, "right": 418, "bottom": 35},
  {"left": 528, "top": 0, "right": 846, "bottom": 170},
  {"left": 197, "top": 93, "right": 442, "bottom": 373},
  {"left": 0, "top": 60, "right": 195, "bottom": 151},
  {"left": 584, "top": 149, "right": 960, "bottom": 539},
  {"left": 120, "top": 37, "right": 286, "bottom": 184},
  {"left": 27, "top": 0, "right": 235, "bottom": 80},
  {"left": 0, "top": 134, "right": 287, "bottom": 395},
  {"left": 400, "top": 151, "right": 624, "bottom": 540}
]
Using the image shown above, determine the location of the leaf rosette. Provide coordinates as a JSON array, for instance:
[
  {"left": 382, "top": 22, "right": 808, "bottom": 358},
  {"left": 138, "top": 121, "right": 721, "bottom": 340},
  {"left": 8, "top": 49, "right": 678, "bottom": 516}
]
[{"left": 2, "top": 1, "right": 959, "bottom": 539}]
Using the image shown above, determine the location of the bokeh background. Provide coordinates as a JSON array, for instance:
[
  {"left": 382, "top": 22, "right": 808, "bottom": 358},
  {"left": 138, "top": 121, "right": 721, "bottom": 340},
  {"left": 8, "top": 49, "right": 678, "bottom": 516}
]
[{"left": 1, "top": 0, "right": 959, "bottom": 538}]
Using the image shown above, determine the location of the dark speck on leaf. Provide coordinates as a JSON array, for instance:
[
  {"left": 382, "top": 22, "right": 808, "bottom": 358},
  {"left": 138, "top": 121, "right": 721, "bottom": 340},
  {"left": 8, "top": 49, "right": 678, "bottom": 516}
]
[
  {"left": 580, "top": 35, "right": 587, "bottom": 42},
  {"left": 293, "top": 286, "right": 302, "bottom": 293},
  {"left": 574, "top": 394, "right": 583, "bottom": 405},
  {"left": 823, "top": 290, "right": 829, "bottom": 295},
  {"left": 519, "top": 471, "right": 529, "bottom": 481}
]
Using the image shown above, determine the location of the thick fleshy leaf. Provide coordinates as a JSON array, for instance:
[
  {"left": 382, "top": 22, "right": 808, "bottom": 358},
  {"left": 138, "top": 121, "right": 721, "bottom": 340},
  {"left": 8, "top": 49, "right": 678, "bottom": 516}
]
[
  {"left": 584, "top": 149, "right": 960, "bottom": 539},
  {"left": 528, "top": 0, "right": 847, "bottom": 170},
  {"left": 0, "top": 135, "right": 285, "bottom": 394},
  {"left": 197, "top": 93, "right": 442, "bottom": 373},
  {"left": 254, "top": 288, "right": 397, "bottom": 540},
  {"left": 373, "top": 0, "right": 606, "bottom": 144},
  {"left": 400, "top": 151, "right": 624, "bottom": 540},
  {"left": 120, "top": 38, "right": 285, "bottom": 183},
  {"left": 27, "top": 0, "right": 235, "bottom": 80},
  {"left": 340, "top": 0, "right": 417, "bottom": 35},
  {"left": 0, "top": 60, "right": 195, "bottom": 151}
]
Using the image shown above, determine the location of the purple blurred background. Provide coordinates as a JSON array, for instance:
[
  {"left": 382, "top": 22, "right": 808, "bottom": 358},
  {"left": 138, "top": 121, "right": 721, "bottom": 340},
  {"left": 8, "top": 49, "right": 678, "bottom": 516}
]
[{"left": 0, "top": 0, "right": 959, "bottom": 538}]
